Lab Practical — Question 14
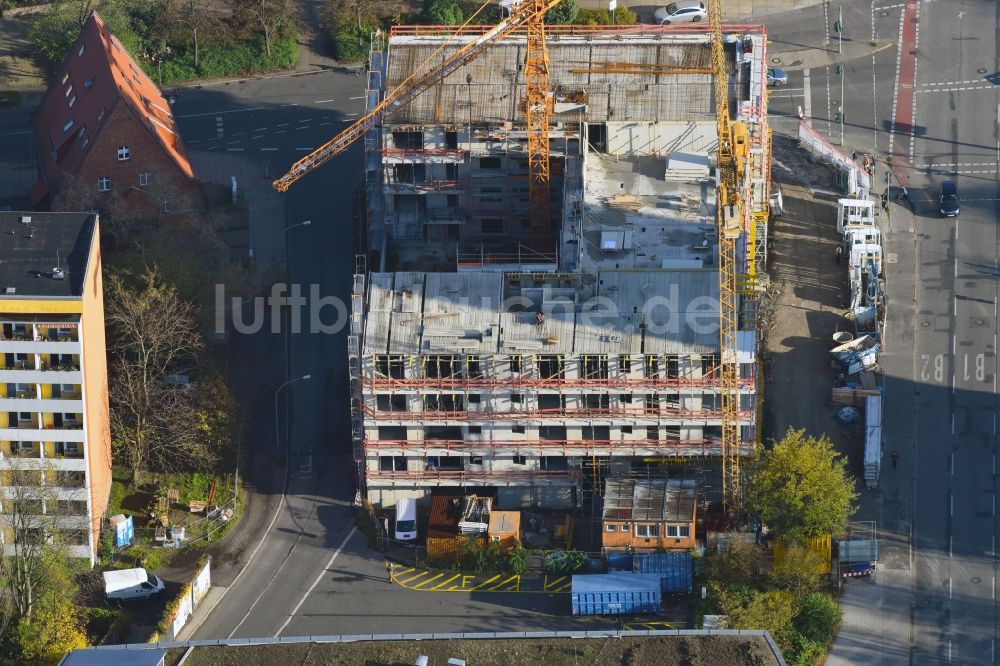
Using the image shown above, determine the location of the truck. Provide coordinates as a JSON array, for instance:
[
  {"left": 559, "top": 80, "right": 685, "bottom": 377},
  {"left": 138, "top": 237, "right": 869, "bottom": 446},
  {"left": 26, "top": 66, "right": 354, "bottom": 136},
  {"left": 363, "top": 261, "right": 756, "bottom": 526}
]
[{"left": 103, "top": 567, "right": 165, "bottom": 601}]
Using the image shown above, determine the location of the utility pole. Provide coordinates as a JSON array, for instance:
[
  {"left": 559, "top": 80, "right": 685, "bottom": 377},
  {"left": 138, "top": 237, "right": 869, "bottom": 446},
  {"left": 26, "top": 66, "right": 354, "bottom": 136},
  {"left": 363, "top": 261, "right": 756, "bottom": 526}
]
[
  {"left": 835, "top": 6, "right": 843, "bottom": 54},
  {"left": 837, "top": 64, "right": 845, "bottom": 146}
]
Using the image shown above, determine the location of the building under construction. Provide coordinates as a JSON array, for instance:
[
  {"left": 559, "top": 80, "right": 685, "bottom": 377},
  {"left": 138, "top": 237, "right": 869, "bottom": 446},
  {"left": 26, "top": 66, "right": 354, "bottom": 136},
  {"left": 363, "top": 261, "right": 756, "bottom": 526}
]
[{"left": 350, "top": 24, "right": 772, "bottom": 510}]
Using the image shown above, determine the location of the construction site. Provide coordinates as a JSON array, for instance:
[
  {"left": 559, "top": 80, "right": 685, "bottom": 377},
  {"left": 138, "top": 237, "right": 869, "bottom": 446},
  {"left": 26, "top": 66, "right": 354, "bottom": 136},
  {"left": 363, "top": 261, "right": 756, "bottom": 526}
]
[
  {"left": 243, "top": 0, "right": 775, "bottom": 542},
  {"left": 334, "top": 18, "right": 774, "bottom": 530}
]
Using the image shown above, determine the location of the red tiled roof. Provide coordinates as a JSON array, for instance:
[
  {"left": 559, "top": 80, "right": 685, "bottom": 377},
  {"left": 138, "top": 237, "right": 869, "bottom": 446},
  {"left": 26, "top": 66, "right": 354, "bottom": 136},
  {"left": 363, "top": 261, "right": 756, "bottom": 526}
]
[{"left": 32, "top": 12, "right": 194, "bottom": 189}]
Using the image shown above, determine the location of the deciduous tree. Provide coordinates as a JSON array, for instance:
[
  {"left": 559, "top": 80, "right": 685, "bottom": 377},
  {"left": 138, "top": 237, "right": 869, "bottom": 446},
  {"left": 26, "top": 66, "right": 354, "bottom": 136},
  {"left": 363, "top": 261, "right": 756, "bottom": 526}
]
[
  {"left": 746, "top": 428, "right": 858, "bottom": 541},
  {"left": 230, "top": 0, "right": 296, "bottom": 57},
  {"left": 106, "top": 267, "right": 213, "bottom": 483}
]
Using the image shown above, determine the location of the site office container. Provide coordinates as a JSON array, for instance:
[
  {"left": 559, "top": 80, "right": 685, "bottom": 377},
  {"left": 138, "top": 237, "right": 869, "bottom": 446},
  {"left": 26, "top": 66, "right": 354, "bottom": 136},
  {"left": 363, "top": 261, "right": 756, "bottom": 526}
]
[
  {"left": 570, "top": 573, "right": 662, "bottom": 616},
  {"left": 633, "top": 552, "right": 693, "bottom": 593}
]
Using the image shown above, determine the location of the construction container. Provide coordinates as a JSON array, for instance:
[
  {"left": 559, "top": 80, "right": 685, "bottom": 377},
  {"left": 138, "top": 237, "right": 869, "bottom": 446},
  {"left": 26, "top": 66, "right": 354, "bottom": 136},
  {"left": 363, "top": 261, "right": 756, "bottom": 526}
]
[
  {"left": 774, "top": 534, "right": 833, "bottom": 574},
  {"left": 570, "top": 573, "right": 662, "bottom": 616},
  {"left": 633, "top": 552, "right": 693, "bottom": 593},
  {"left": 487, "top": 510, "right": 521, "bottom": 549},
  {"left": 606, "top": 552, "right": 633, "bottom": 571}
]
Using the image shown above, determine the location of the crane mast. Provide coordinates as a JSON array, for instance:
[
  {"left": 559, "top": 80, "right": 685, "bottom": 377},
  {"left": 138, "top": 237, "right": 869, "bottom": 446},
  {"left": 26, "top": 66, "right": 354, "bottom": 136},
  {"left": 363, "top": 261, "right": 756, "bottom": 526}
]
[
  {"left": 524, "top": 0, "right": 552, "bottom": 249},
  {"left": 708, "top": 0, "right": 743, "bottom": 516}
]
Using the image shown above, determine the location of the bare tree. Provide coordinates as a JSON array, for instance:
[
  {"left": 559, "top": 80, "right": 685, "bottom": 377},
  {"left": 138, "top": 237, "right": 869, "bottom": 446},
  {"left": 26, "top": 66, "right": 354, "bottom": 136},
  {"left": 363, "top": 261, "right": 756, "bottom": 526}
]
[
  {"left": 161, "top": 0, "right": 221, "bottom": 70},
  {"left": 231, "top": 0, "right": 296, "bottom": 58},
  {"left": 0, "top": 463, "right": 59, "bottom": 621},
  {"left": 106, "top": 267, "right": 211, "bottom": 484}
]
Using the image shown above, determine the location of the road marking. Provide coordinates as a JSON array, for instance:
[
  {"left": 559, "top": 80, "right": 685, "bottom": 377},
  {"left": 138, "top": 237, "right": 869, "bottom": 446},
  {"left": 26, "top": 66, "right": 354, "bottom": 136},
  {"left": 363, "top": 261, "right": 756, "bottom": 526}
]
[
  {"left": 487, "top": 574, "right": 520, "bottom": 592},
  {"left": 398, "top": 570, "right": 432, "bottom": 586},
  {"left": 275, "top": 130, "right": 286, "bottom": 134},
  {"left": 253, "top": 127, "right": 267, "bottom": 132},
  {"left": 261, "top": 147, "right": 278, "bottom": 151},
  {"left": 950, "top": 492, "right": 953, "bottom": 516},
  {"left": 315, "top": 99, "right": 336, "bottom": 103},
  {"left": 950, "top": 453, "right": 954, "bottom": 475},
  {"left": 412, "top": 572, "right": 445, "bottom": 589},
  {"left": 430, "top": 573, "right": 462, "bottom": 590},
  {"left": 467, "top": 574, "right": 501, "bottom": 591},
  {"left": 277, "top": 122, "right": 290, "bottom": 127},
  {"left": 295, "top": 147, "right": 315, "bottom": 151},
  {"left": 951, "top": 412, "right": 955, "bottom": 434},
  {"left": 320, "top": 122, "right": 334, "bottom": 126},
  {"left": 275, "top": 525, "right": 357, "bottom": 636},
  {"left": 349, "top": 96, "right": 366, "bottom": 100},
  {"left": 227, "top": 140, "right": 242, "bottom": 145},
  {"left": 949, "top": 577, "right": 952, "bottom": 597},
  {"left": 252, "top": 135, "right": 264, "bottom": 140},
  {"left": 280, "top": 103, "right": 299, "bottom": 107},
  {"left": 226, "top": 148, "right": 244, "bottom": 151},
  {"left": 297, "top": 119, "right": 312, "bottom": 123},
  {"left": 177, "top": 107, "right": 265, "bottom": 118}
]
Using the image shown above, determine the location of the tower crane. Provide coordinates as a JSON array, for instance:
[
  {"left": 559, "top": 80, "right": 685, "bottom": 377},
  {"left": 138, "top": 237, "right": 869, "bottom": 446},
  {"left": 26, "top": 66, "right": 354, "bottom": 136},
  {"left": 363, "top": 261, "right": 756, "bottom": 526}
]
[
  {"left": 708, "top": 0, "right": 748, "bottom": 516},
  {"left": 272, "top": 0, "right": 559, "bottom": 249}
]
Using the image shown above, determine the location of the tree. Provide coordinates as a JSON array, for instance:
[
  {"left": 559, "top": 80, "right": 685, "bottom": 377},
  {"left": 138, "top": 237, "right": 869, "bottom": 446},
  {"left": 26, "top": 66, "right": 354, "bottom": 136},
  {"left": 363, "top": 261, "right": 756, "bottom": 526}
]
[
  {"left": 106, "top": 267, "right": 213, "bottom": 483},
  {"left": 769, "top": 542, "right": 828, "bottom": 598},
  {"left": 161, "top": 0, "right": 221, "bottom": 70},
  {"left": 424, "top": 0, "right": 463, "bottom": 25},
  {"left": 26, "top": 0, "right": 94, "bottom": 71},
  {"left": 723, "top": 588, "right": 798, "bottom": 649},
  {"left": 704, "top": 541, "right": 761, "bottom": 588},
  {"left": 230, "top": 0, "right": 296, "bottom": 57},
  {"left": 544, "top": 0, "right": 577, "bottom": 25},
  {"left": 794, "top": 592, "right": 842, "bottom": 646},
  {"left": 746, "top": 428, "right": 858, "bottom": 541},
  {"left": 14, "top": 564, "right": 87, "bottom": 665}
]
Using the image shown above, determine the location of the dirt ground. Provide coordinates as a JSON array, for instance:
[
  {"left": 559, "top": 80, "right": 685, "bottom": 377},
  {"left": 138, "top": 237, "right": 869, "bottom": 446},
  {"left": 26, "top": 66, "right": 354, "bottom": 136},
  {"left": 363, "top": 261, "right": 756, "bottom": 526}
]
[
  {"left": 0, "top": 11, "right": 47, "bottom": 96},
  {"left": 761, "top": 133, "right": 867, "bottom": 473},
  {"left": 165, "top": 635, "right": 781, "bottom": 666}
]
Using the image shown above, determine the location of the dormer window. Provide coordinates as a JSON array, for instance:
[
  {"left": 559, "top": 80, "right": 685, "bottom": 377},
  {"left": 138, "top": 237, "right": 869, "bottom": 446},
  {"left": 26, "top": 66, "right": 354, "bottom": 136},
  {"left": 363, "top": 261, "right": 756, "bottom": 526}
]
[
  {"left": 84, "top": 78, "right": 94, "bottom": 89},
  {"left": 68, "top": 95, "right": 77, "bottom": 108},
  {"left": 78, "top": 43, "right": 85, "bottom": 57},
  {"left": 61, "top": 73, "right": 69, "bottom": 85},
  {"left": 117, "top": 146, "right": 130, "bottom": 161},
  {"left": 62, "top": 119, "right": 74, "bottom": 133},
  {"left": 64, "top": 84, "right": 73, "bottom": 97}
]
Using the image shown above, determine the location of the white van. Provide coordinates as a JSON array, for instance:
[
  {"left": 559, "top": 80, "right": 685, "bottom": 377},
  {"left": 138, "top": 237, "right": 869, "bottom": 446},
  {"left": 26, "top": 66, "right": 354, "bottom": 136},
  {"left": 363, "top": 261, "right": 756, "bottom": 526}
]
[
  {"left": 394, "top": 498, "right": 417, "bottom": 541},
  {"left": 103, "top": 567, "right": 165, "bottom": 601}
]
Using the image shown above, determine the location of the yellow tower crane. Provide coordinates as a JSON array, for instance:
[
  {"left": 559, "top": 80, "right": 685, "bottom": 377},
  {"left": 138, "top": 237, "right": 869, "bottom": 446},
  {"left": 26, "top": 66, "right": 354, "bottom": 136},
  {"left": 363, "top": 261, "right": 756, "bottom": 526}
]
[
  {"left": 272, "top": 0, "right": 559, "bottom": 254},
  {"left": 708, "top": 0, "right": 748, "bottom": 516}
]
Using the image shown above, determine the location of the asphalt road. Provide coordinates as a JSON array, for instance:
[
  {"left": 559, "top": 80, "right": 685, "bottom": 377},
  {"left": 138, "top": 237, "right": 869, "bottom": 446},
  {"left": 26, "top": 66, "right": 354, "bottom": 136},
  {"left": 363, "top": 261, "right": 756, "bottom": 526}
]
[{"left": 769, "top": 1, "right": 1000, "bottom": 663}]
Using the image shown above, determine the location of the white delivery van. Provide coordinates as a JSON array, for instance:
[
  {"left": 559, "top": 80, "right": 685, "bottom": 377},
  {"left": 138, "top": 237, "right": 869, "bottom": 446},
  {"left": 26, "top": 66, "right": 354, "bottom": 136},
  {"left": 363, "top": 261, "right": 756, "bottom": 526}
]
[
  {"left": 394, "top": 498, "right": 418, "bottom": 541},
  {"left": 103, "top": 567, "right": 165, "bottom": 601}
]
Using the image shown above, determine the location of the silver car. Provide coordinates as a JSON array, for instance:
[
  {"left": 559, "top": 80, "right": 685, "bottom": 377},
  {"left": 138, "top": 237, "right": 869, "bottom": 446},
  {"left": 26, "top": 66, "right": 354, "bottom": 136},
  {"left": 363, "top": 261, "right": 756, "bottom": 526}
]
[{"left": 654, "top": 1, "right": 707, "bottom": 25}]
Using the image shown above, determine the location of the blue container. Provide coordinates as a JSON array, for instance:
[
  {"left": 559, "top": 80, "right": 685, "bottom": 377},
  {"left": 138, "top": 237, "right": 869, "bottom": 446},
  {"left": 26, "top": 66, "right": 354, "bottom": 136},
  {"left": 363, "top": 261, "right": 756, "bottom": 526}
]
[
  {"left": 606, "top": 552, "right": 633, "bottom": 571},
  {"left": 633, "top": 552, "right": 693, "bottom": 593},
  {"left": 570, "top": 573, "right": 662, "bottom": 616}
]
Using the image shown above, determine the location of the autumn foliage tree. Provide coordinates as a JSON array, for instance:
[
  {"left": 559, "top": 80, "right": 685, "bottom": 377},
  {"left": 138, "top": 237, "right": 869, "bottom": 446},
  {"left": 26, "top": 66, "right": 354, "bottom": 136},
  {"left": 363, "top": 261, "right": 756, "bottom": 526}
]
[{"left": 746, "top": 428, "right": 858, "bottom": 541}]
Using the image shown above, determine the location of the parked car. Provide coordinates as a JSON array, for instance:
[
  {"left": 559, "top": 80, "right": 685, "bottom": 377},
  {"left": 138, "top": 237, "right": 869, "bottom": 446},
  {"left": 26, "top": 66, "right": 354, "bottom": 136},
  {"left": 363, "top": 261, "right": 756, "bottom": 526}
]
[
  {"left": 939, "top": 180, "right": 960, "bottom": 217},
  {"left": 103, "top": 567, "right": 165, "bottom": 601},
  {"left": 767, "top": 67, "right": 788, "bottom": 87},
  {"left": 654, "top": 1, "right": 707, "bottom": 25}
]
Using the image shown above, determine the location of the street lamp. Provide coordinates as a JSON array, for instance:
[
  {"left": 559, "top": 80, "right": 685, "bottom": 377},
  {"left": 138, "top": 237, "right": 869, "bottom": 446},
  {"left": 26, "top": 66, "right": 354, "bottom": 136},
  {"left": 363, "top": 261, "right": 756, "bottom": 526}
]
[
  {"left": 274, "top": 374, "right": 311, "bottom": 455},
  {"left": 279, "top": 219, "right": 312, "bottom": 238}
]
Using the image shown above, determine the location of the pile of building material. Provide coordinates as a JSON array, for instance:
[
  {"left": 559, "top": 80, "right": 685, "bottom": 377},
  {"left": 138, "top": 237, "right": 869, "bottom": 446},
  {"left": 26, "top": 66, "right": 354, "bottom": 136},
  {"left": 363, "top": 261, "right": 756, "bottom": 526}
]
[
  {"left": 664, "top": 151, "right": 710, "bottom": 182},
  {"left": 458, "top": 495, "right": 492, "bottom": 535}
]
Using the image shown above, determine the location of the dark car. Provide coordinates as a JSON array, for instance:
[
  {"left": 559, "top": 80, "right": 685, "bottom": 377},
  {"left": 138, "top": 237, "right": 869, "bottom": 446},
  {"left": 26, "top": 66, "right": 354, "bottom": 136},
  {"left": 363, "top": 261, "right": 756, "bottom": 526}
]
[{"left": 939, "top": 181, "right": 960, "bottom": 217}]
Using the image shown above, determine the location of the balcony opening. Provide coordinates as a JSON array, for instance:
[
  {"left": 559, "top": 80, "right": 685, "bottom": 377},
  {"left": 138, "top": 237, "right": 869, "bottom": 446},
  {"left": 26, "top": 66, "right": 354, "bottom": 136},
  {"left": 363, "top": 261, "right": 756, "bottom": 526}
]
[
  {"left": 666, "top": 355, "right": 680, "bottom": 379},
  {"left": 427, "top": 456, "right": 463, "bottom": 470},
  {"left": 425, "top": 426, "right": 462, "bottom": 440},
  {"left": 512, "top": 425, "right": 526, "bottom": 434},
  {"left": 377, "top": 426, "right": 407, "bottom": 441},
  {"left": 374, "top": 354, "right": 405, "bottom": 379},
  {"left": 52, "top": 471, "right": 85, "bottom": 488},
  {"left": 379, "top": 455, "right": 407, "bottom": 471},
  {"left": 468, "top": 425, "right": 481, "bottom": 435},
  {"left": 466, "top": 355, "right": 483, "bottom": 378},
  {"left": 539, "top": 425, "right": 566, "bottom": 440},
  {"left": 392, "top": 131, "right": 423, "bottom": 150},
  {"left": 645, "top": 355, "right": 660, "bottom": 378},
  {"left": 513, "top": 454, "right": 526, "bottom": 465},
  {"left": 425, "top": 355, "right": 462, "bottom": 378},
  {"left": 582, "top": 355, "right": 609, "bottom": 379},
  {"left": 585, "top": 394, "right": 610, "bottom": 410},
  {"left": 702, "top": 354, "right": 720, "bottom": 377},
  {"left": 646, "top": 426, "right": 659, "bottom": 441},
  {"left": 665, "top": 425, "right": 680, "bottom": 441},
  {"left": 424, "top": 394, "right": 463, "bottom": 411},
  {"left": 445, "top": 131, "right": 458, "bottom": 149},
  {"left": 704, "top": 425, "right": 722, "bottom": 442},
  {"left": 619, "top": 355, "right": 631, "bottom": 374},
  {"left": 540, "top": 456, "right": 568, "bottom": 471},
  {"left": 582, "top": 426, "right": 610, "bottom": 440},
  {"left": 469, "top": 456, "right": 484, "bottom": 466},
  {"left": 644, "top": 395, "right": 659, "bottom": 414},
  {"left": 537, "top": 394, "right": 565, "bottom": 411},
  {"left": 510, "top": 393, "right": 523, "bottom": 404},
  {"left": 509, "top": 355, "right": 523, "bottom": 374},
  {"left": 664, "top": 392, "right": 680, "bottom": 408},
  {"left": 376, "top": 394, "right": 408, "bottom": 411},
  {"left": 537, "top": 355, "right": 563, "bottom": 379}
]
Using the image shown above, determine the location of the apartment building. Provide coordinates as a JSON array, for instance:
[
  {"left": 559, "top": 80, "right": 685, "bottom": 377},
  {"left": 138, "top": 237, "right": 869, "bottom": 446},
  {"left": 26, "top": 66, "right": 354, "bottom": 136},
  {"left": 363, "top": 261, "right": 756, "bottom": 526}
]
[
  {"left": 0, "top": 211, "right": 111, "bottom": 562},
  {"left": 352, "top": 25, "right": 771, "bottom": 510}
]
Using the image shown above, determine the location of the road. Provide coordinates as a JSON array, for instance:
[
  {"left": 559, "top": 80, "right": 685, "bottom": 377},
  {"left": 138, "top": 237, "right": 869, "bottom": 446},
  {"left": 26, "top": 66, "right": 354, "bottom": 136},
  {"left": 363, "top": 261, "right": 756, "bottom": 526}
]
[{"left": 767, "top": 1, "right": 1000, "bottom": 663}]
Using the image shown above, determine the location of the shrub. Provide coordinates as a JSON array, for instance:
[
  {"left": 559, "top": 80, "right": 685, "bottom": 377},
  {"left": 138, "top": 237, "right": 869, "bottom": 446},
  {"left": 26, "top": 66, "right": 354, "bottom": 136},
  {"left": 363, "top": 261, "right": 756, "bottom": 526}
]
[
  {"left": 575, "top": 7, "right": 637, "bottom": 25},
  {"left": 143, "top": 36, "right": 299, "bottom": 84},
  {"left": 425, "top": 0, "right": 464, "bottom": 24},
  {"left": 545, "top": 0, "right": 579, "bottom": 24},
  {"left": 794, "top": 592, "right": 842, "bottom": 646},
  {"left": 785, "top": 630, "right": 828, "bottom": 666},
  {"left": 333, "top": 20, "right": 377, "bottom": 62}
]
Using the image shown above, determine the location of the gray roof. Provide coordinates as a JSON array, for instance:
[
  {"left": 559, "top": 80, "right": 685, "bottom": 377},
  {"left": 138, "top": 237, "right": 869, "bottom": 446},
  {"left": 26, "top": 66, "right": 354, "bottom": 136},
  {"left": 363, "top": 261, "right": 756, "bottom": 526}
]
[
  {"left": 603, "top": 477, "right": 696, "bottom": 522},
  {"left": 0, "top": 211, "right": 97, "bottom": 300},
  {"left": 61, "top": 648, "right": 165, "bottom": 666},
  {"left": 384, "top": 36, "right": 716, "bottom": 125}
]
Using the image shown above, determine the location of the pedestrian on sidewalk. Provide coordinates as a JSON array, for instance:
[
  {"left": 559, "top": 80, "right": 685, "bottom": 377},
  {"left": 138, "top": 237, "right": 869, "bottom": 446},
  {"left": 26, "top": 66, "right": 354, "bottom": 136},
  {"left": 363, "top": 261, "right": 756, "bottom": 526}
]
[
  {"left": 835, "top": 245, "right": 842, "bottom": 264},
  {"left": 891, "top": 452, "right": 899, "bottom": 469},
  {"left": 385, "top": 559, "right": 393, "bottom": 582}
]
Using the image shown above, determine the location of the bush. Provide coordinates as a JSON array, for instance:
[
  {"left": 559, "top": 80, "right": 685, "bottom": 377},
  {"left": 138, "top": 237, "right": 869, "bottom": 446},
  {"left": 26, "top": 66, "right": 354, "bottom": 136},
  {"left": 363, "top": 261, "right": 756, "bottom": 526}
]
[
  {"left": 545, "top": 0, "right": 579, "bottom": 24},
  {"left": 785, "top": 630, "right": 828, "bottom": 666},
  {"left": 794, "top": 592, "right": 842, "bottom": 646},
  {"left": 333, "top": 20, "right": 377, "bottom": 63},
  {"left": 575, "top": 7, "right": 637, "bottom": 25},
  {"left": 143, "top": 36, "right": 298, "bottom": 84},
  {"left": 425, "top": 0, "right": 464, "bottom": 24}
]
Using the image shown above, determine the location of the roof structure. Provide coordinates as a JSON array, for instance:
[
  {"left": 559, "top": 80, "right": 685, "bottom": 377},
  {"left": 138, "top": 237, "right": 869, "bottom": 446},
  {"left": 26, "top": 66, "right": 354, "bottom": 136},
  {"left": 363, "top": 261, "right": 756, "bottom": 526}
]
[
  {"left": 32, "top": 12, "right": 193, "bottom": 198},
  {"left": 602, "top": 477, "right": 697, "bottom": 522},
  {"left": 0, "top": 211, "right": 98, "bottom": 299},
  {"left": 383, "top": 33, "right": 715, "bottom": 126}
]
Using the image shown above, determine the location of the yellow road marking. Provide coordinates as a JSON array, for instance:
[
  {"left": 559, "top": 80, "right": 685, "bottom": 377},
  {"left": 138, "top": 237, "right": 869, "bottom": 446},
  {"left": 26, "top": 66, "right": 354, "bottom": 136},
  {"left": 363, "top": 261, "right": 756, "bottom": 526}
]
[
  {"left": 395, "top": 567, "right": 415, "bottom": 577},
  {"left": 551, "top": 582, "right": 571, "bottom": 593},
  {"left": 430, "top": 574, "right": 462, "bottom": 590},
  {"left": 544, "top": 576, "right": 568, "bottom": 591},
  {"left": 467, "top": 574, "right": 501, "bottom": 591},
  {"left": 398, "top": 570, "right": 432, "bottom": 586},
  {"left": 488, "top": 574, "right": 520, "bottom": 591},
  {"left": 412, "top": 573, "right": 444, "bottom": 589}
]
